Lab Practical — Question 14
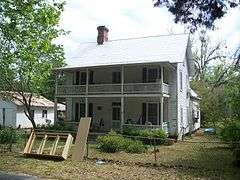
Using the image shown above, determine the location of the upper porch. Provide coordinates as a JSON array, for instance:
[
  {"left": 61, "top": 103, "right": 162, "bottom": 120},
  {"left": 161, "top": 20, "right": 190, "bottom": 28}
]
[{"left": 55, "top": 63, "right": 176, "bottom": 97}]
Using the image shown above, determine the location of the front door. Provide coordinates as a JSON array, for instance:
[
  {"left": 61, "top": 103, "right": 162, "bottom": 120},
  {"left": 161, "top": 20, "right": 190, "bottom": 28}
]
[
  {"left": 112, "top": 102, "right": 121, "bottom": 129},
  {"left": 147, "top": 103, "right": 158, "bottom": 125}
]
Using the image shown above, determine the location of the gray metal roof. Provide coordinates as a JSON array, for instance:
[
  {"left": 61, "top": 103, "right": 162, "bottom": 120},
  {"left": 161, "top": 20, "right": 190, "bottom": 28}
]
[{"left": 59, "top": 33, "right": 190, "bottom": 69}]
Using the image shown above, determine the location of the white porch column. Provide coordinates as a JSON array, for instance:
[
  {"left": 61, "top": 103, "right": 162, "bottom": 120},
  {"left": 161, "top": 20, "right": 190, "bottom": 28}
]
[
  {"left": 86, "top": 68, "right": 89, "bottom": 94},
  {"left": 85, "top": 97, "right": 88, "bottom": 117},
  {"left": 120, "top": 96, "right": 124, "bottom": 132},
  {"left": 121, "top": 65, "right": 124, "bottom": 94},
  {"left": 160, "top": 96, "right": 164, "bottom": 129},
  {"left": 85, "top": 68, "right": 89, "bottom": 117},
  {"left": 161, "top": 66, "right": 164, "bottom": 92}
]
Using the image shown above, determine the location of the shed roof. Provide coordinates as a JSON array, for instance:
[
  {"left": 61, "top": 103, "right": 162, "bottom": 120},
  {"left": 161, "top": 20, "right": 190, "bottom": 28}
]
[{"left": 59, "top": 33, "right": 190, "bottom": 70}]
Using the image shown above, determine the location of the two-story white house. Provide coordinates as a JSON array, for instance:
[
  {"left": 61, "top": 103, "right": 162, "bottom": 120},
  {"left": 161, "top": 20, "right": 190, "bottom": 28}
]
[{"left": 54, "top": 26, "right": 200, "bottom": 138}]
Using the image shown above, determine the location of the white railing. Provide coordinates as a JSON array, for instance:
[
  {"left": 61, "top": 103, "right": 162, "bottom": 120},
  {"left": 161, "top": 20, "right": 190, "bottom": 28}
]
[
  {"left": 162, "top": 83, "right": 170, "bottom": 94},
  {"left": 89, "top": 84, "right": 121, "bottom": 94},
  {"left": 56, "top": 82, "right": 170, "bottom": 95},
  {"left": 56, "top": 85, "right": 86, "bottom": 95},
  {"left": 124, "top": 83, "right": 161, "bottom": 93}
]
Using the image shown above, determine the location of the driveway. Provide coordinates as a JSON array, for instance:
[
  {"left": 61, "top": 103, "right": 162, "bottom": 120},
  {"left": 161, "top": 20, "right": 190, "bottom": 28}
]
[{"left": 0, "top": 172, "right": 39, "bottom": 180}]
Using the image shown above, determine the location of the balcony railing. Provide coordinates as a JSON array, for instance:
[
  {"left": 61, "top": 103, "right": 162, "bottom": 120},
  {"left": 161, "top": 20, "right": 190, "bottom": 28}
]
[{"left": 56, "top": 82, "right": 170, "bottom": 95}]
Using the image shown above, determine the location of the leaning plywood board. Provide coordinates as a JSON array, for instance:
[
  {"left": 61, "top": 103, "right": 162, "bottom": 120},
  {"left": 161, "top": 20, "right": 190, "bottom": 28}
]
[{"left": 72, "top": 117, "right": 91, "bottom": 161}]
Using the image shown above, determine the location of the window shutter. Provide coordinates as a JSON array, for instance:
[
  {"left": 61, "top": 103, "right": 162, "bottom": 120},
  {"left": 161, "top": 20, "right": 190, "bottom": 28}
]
[
  {"left": 75, "top": 71, "right": 80, "bottom": 85},
  {"left": 142, "top": 68, "right": 147, "bottom": 83},
  {"left": 89, "top": 71, "right": 94, "bottom": 84},
  {"left": 142, "top": 103, "right": 146, "bottom": 125}
]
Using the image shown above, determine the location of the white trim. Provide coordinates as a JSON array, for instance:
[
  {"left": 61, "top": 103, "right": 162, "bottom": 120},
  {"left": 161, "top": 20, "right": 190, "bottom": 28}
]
[{"left": 56, "top": 94, "right": 168, "bottom": 98}]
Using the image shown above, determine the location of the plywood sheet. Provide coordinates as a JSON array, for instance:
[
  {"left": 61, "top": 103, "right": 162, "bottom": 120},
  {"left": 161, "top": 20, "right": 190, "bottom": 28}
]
[{"left": 72, "top": 117, "right": 91, "bottom": 161}]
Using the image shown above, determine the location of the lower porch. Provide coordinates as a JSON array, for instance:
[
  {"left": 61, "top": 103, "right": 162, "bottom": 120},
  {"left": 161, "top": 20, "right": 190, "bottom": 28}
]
[{"left": 58, "top": 96, "right": 171, "bottom": 134}]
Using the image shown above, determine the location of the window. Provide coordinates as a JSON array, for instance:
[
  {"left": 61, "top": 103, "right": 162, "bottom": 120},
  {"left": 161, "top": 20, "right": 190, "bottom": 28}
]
[
  {"left": 112, "top": 102, "right": 121, "bottom": 120},
  {"left": 75, "top": 71, "right": 80, "bottom": 85},
  {"left": 148, "top": 68, "right": 158, "bottom": 82},
  {"left": 80, "top": 72, "right": 87, "bottom": 85},
  {"left": 112, "top": 71, "right": 121, "bottom": 83},
  {"left": 42, "top": 110, "right": 47, "bottom": 118},
  {"left": 112, "top": 107, "right": 120, "bottom": 120},
  {"left": 180, "top": 72, "right": 183, "bottom": 91}
]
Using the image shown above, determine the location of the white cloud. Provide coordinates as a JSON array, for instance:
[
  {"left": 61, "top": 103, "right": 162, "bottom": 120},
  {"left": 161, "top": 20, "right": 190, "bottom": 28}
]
[{"left": 56, "top": 0, "right": 240, "bottom": 59}]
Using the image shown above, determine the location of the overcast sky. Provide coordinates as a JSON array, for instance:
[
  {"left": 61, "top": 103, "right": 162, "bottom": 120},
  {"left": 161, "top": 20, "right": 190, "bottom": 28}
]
[{"left": 56, "top": 0, "right": 240, "bottom": 60}]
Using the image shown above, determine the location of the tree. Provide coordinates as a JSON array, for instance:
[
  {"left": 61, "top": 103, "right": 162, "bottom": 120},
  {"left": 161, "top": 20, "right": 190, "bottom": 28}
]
[
  {"left": 193, "top": 30, "right": 226, "bottom": 81},
  {"left": 154, "top": 0, "right": 240, "bottom": 32},
  {"left": 0, "top": 0, "right": 66, "bottom": 128}
]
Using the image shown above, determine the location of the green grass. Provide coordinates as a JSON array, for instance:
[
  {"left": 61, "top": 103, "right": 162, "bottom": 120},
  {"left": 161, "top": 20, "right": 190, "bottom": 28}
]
[{"left": 0, "top": 133, "right": 239, "bottom": 179}]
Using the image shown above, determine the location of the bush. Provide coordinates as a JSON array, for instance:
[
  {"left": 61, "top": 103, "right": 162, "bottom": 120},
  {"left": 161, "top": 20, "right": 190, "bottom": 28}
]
[
  {"left": 0, "top": 128, "right": 18, "bottom": 144},
  {"left": 220, "top": 120, "right": 240, "bottom": 142},
  {"left": 97, "top": 131, "right": 125, "bottom": 153},
  {"left": 124, "top": 139, "right": 147, "bottom": 153},
  {"left": 36, "top": 122, "right": 75, "bottom": 131},
  {"left": 97, "top": 130, "right": 147, "bottom": 153},
  {"left": 123, "top": 128, "right": 167, "bottom": 145}
]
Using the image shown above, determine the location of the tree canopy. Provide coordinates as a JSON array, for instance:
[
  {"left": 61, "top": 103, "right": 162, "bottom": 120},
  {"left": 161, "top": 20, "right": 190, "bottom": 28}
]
[
  {"left": 154, "top": 0, "right": 240, "bottom": 32},
  {"left": 0, "top": 0, "right": 66, "bottom": 128}
]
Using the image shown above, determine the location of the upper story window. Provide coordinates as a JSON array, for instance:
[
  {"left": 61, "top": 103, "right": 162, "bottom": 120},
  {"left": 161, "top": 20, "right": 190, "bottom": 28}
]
[
  {"left": 112, "top": 71, "right": 121, "bottom": 84},
  {"left": 42, "top": 110, "right": 47, "bottom": 118},
  {"left": 74, "top": 70, "right": 94, "bottom": 85},
  {"left": 148, "top": 68, "right": 158, "bottom": 82},
  {"left": 180, "top": 71, "right": 183, "bottom": 91},
  {"left": 142, "top": 68, "right": 160, "bottom": 83}
]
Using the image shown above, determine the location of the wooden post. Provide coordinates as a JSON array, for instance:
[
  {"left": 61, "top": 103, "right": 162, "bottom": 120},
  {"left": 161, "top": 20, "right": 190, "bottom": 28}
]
[
  {"left": 121, "top": 96, "right": 124, "bottom": 133},
  {"left": 121, "top": 65, "right": 124, "bottom": 94},
  {"left": 161, "top": 66, "right": 164, "bottom": 92},
  {"left": 85, "top": 68, "right": 89, "bottom": 117},
  {"left": 85, "top": 97, "right": 88, "bottom": 117},
  {"left": 160, "top": 96, "right": 164, "bottom": 129}
]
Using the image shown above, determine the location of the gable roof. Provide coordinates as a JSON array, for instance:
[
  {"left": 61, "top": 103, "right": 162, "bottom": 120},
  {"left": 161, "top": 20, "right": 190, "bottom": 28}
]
[
  {"left": 59, "top": 33, "right": 190, "bottom": 70},
  {"left": 1, "top": 92, "right": 54, "bottom": 108}
]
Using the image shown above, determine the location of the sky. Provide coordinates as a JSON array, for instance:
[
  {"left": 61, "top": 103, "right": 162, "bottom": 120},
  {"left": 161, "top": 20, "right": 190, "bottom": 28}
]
[{"left": 56, "top": 0, "right": 240, "bottom": 60}]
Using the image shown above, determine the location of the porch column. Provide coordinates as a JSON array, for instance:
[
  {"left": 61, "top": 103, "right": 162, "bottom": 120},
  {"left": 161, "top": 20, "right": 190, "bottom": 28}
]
[
  {"left": 85, "top": 97, "right": 88, "bottom": 117},
  {"left": 121, "top": 65, "right": 124, "bottom": 93},
  {"left": 86, "top": 68, "right": 89, "bottom": 94},
  {"left": 161, "top": 66, "right": 164, "bottom": 91},
  {"left": 120, "top": 96, "right": 124, "bottom": 132},
  {"left": 160, "top": 96, "right": 164, "bottom": 129},
  {"left": 85, "top": 68, "right": 89, "bottom": 117}
]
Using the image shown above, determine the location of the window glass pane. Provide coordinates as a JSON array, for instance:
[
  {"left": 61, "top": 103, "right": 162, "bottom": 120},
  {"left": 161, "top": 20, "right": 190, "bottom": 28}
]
[
  {"left": 80, "top": 72, "right": 87, "bottom": 85},
  {"left": 148, "top": 68, "right": 158, "bottom": 82},
  {"left": 148, "top": 103, "right": 158, "bottom": 125}
]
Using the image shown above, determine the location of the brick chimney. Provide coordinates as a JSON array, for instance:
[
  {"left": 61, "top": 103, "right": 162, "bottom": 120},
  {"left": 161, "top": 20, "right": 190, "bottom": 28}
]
[{"left": 97, "top": 26, "right": 109, "bottom": 45}]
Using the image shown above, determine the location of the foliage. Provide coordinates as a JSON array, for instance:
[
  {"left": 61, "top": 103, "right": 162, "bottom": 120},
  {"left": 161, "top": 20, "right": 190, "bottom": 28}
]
[
  {"left": 220, "top": 120, "right": 240, "bottom": 142},
  {"left": 36, "top": 122, "right": 75, "bottom": 132},
  {"left": 97, "top": 131, "right": 147, "bottom": 153},
  {"left": 122, "top": 127, "right": 167, "bottom": 145},
  {"left": 154, "top": 0, "right": 239, "bottom": 32},
  {"left": 0, "top": 0, "right": 66, "bottom": 128},
  {"left": 124, "top": 139, "right": 147, "bottom": 153},
  {"left": 0, "top": 128, "right": 18, "bottom": 144}
]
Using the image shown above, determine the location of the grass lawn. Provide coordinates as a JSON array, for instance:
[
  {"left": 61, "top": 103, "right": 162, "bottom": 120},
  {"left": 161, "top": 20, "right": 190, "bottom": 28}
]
[{"left": 0, "top": 133, "right": 239, "bottom": 179}]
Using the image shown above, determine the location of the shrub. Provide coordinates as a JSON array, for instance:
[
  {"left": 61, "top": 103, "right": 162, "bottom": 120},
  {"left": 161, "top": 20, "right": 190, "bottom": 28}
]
[
  {"left": 97, "top": 131, "right": 125, "bottom": 153},
  {"left": 124, "top": 139, "right": 147, "bottom": 153},
  {"left": 97, "top": 130, "right": 147, "bottom": 153},
  {"left": 0, "top": 128, "right": 18, "bottom": 144},
  {"left": 220, "top": 120, "right": 240, "bottom": 142}
]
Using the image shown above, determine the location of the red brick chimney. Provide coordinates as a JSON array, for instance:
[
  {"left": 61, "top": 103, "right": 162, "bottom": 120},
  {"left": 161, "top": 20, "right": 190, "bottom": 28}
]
[{"left": 97, "top": 26, "right": 109, "bottom": 45}]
